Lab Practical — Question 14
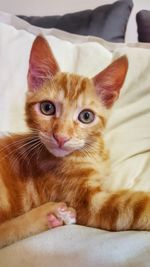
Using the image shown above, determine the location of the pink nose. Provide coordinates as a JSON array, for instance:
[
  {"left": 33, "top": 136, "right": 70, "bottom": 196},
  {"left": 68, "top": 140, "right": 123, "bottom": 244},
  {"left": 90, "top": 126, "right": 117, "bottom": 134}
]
[{"left": 53, "top": 133, "right": 70, "bottom": 147}]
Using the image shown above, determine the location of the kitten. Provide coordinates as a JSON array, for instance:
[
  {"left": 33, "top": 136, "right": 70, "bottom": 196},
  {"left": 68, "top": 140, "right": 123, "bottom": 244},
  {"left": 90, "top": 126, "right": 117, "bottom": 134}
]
[{"left": 0, "top": 36, "right": 149, "bottom": 249}]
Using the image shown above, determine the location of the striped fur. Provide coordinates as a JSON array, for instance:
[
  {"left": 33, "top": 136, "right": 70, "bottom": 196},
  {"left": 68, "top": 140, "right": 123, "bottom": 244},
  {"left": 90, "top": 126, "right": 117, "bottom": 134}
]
[{"left": 0, "top": 36, "right": 149, "bottom": 248}]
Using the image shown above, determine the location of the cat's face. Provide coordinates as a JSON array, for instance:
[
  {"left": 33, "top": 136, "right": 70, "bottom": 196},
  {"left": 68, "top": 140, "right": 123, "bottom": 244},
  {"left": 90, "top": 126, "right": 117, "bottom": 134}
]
[
  {"left": 26, "top": 36, "right": 128, "bottom": 157},
  {"left": 26, "top": 72, "right": 107, "bottom": 157}
]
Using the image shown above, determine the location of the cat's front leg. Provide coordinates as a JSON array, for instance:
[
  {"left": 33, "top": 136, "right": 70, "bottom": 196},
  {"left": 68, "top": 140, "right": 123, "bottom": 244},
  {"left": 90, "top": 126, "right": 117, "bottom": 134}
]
[
  {"left": 0, "top": 202, "right": 76, "bottom": 248},
  {"left": 75, "top": 189, "right": 150, "bottom": 231}
]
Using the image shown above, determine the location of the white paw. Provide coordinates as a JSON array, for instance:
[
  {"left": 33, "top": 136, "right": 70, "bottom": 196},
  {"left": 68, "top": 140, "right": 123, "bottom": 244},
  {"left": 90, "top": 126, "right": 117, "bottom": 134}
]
[{"left": 57, "top": 207, "right": 76, "bottom": 225}]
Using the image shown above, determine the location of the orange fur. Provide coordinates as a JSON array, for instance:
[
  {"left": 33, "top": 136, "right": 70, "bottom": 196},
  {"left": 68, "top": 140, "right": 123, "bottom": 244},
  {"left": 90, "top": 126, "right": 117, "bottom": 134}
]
[{"left": 0, "top": 36, "right": 150, "bottom": 248}]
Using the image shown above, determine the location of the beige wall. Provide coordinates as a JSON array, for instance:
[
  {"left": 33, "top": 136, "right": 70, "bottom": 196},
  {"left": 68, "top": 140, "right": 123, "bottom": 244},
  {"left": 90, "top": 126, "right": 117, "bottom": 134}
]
[
  {"left": 0, "top": 0, "right": 150, "bottom": 42},
  {"left": 0, "top": 0, "right": 115, "bottom": 15},
  {"left": 0, "top": 0, "right": 149, "bottom": 16}
]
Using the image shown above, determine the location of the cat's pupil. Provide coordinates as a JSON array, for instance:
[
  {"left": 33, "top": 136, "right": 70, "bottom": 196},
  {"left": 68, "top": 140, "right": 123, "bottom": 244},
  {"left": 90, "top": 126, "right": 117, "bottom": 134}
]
[
  {"left": 45, "top": 104, "right": 51, "bottom": 111},
  {"left": 84, "top": 112, "right": 90, "bottom": 120}
]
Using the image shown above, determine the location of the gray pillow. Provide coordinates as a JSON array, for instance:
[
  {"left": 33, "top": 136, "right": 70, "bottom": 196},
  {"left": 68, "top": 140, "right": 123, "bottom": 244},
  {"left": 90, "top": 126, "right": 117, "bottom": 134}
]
[
  {"left": 18, "top": 0, "right": 133, "bottom": 42},
  {"left": 136, "top": 10, "right": 150, "bottom": 42}
]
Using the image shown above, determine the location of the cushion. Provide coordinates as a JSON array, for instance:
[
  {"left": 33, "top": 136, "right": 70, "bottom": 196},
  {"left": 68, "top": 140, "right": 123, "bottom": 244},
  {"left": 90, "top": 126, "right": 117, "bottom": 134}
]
[
  {"left": 0, "top": 12, "right": 150, "bottom": 267},
  {"left": 1, "top": 225, "right": 150, "bottom": 267},
  {"left": 136, "top": 10, "right": 150, "bottom": 42},
  {"left": 18, "top": 0, "right": 133, "bottom": 42}
]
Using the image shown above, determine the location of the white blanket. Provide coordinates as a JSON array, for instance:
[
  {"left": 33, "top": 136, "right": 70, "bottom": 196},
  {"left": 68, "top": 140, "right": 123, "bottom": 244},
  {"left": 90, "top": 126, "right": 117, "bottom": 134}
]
[{"left": 0, "top": 226, "right": 150, "bottom": 267}]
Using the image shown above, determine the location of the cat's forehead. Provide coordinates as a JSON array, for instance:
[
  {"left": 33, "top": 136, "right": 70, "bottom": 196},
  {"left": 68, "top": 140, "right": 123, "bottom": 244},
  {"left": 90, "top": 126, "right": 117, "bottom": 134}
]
[
  {"left": 27, "top": 72, "right": 98, "bottom": 109},
  {"left": 53, "top": 72, "right": 93, "bottom": 101}
]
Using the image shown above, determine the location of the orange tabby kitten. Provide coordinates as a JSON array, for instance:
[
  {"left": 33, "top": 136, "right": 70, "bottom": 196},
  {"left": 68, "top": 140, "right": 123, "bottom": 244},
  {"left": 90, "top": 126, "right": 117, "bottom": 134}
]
[{"left": 0, "top": 36, "right": 150, "bottom": 248}]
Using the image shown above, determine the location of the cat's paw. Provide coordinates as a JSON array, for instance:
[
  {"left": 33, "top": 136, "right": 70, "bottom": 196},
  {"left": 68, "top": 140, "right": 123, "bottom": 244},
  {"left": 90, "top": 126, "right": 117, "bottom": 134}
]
[
  {"left": 31, "top": 202, "right": 76, "bottom": 232},
  {"left": 47, "top": 202, "right": 76, "bottom": 228}
]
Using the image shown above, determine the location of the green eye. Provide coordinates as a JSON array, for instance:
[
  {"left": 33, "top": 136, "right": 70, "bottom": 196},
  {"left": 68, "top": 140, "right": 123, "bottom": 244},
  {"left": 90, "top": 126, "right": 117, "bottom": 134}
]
[
  {"left": 40, "top": 101, "right": 55, "bottom": 116},
  {"left": 78, "top": 109, "right": 95, "bottom": 124}
]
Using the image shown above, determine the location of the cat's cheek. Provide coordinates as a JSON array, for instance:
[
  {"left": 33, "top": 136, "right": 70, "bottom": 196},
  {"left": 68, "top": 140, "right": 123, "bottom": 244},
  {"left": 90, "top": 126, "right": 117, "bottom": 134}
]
[{"left": 34, "top": 103, "right": 41, "bottom": 114}]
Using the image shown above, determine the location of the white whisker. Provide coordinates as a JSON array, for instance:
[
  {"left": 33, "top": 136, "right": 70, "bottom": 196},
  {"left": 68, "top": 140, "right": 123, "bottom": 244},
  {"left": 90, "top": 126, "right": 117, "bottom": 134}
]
[{"left": 6, "top": 139, "right": 41, "bottom": 171}]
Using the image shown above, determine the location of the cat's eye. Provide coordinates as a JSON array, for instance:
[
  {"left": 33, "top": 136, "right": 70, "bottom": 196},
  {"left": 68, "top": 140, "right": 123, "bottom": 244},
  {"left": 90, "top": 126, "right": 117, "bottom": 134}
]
[
  {"left": 40, "top": 101, "right": 56, "bottom": 116},
  {"left": 78, "top": 109, "right": 95, "bottom": 124}
]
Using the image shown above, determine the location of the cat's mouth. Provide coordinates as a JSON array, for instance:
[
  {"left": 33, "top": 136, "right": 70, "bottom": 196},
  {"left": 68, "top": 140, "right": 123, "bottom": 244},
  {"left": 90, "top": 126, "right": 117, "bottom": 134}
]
[
  {"left": 44, "top": 143, "right": 76, "bottom": 157},
  {"left": 39, "top": 133, "right": 82, "bottom": 157}
]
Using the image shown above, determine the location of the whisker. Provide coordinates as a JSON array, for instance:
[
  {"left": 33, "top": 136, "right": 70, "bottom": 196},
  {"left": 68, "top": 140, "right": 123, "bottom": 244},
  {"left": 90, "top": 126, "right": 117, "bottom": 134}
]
[
  {"left": 0, "top": 137, "right": 31, "bottom": 157},
  {"left": 0, "top": 135, "right": 40, "bottom": 164},
  {"left": 36, "top": 142, "right": 45, "bottom": 165},
  {"left": 9, "top": 139, "right": 42, "bottom": 171},
  {"left": 21, "top": 141, "right": 43, "bottom": 168}
]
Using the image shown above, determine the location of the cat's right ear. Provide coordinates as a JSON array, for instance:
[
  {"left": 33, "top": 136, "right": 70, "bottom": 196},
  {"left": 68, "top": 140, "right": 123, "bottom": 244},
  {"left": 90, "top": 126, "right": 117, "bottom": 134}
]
[
  {"left": 93, "top": 56, "right": 128, "bottom": 108},
  {"left": 28, "top": 35, "right": 60, "bottom": 91}
]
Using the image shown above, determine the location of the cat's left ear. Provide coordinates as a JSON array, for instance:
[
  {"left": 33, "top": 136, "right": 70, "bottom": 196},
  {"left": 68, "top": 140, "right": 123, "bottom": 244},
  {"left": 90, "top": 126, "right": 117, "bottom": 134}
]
[
  {"left": 93, "top": 56, "right": 128, "bottom": 108},
  {"left": 28, "top": 35, "right": 60, "bottom": 91}
]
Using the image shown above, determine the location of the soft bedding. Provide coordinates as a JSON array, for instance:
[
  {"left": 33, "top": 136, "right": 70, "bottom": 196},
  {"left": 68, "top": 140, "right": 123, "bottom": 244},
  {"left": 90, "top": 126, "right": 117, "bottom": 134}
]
[
  {"left": 0, "top": 11, "right": 150, "bottom": 267},
  {"left": 1, "top": 226, "right": 150, "bottom": 267}
]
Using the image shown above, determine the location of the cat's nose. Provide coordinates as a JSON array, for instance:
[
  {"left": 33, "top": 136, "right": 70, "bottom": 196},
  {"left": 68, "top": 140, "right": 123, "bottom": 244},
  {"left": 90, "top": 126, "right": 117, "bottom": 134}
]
[{"left": 53, "top": 133, "right": 70, "bottom": 148}]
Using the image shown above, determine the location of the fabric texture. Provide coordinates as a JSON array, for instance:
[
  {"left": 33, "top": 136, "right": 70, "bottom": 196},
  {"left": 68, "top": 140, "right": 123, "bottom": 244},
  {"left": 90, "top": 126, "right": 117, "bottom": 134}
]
[
  {"left": 136, "top": 10, "right": 150, "bottom": 42},
  {"left": 0, "top": 12, "right": 150, "bottom": 267},
  {"left": 18, "top": 0, "right": 133, "bottom": 42},
  {"left": 0, "top": 225, "right": 150, "bottom": 267}
]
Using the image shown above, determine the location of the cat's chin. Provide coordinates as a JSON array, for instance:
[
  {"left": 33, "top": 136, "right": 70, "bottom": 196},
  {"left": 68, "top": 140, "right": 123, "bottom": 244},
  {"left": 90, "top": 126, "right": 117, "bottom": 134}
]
[{"left": 46, "top": 147, "right": 73, "bottom": 158}]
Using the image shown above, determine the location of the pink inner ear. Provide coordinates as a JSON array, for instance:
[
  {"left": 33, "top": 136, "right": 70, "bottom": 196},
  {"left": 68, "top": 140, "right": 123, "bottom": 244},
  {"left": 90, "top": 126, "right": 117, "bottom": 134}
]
[
  {"left": 28, "top": 36, "right": 60, "bottom": 91},
  {"left": 28, "top": 64, "right": 45, "bottom": 90},
  {"left": 93, "top": 56, "right": 128, "bottom": 108}
]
